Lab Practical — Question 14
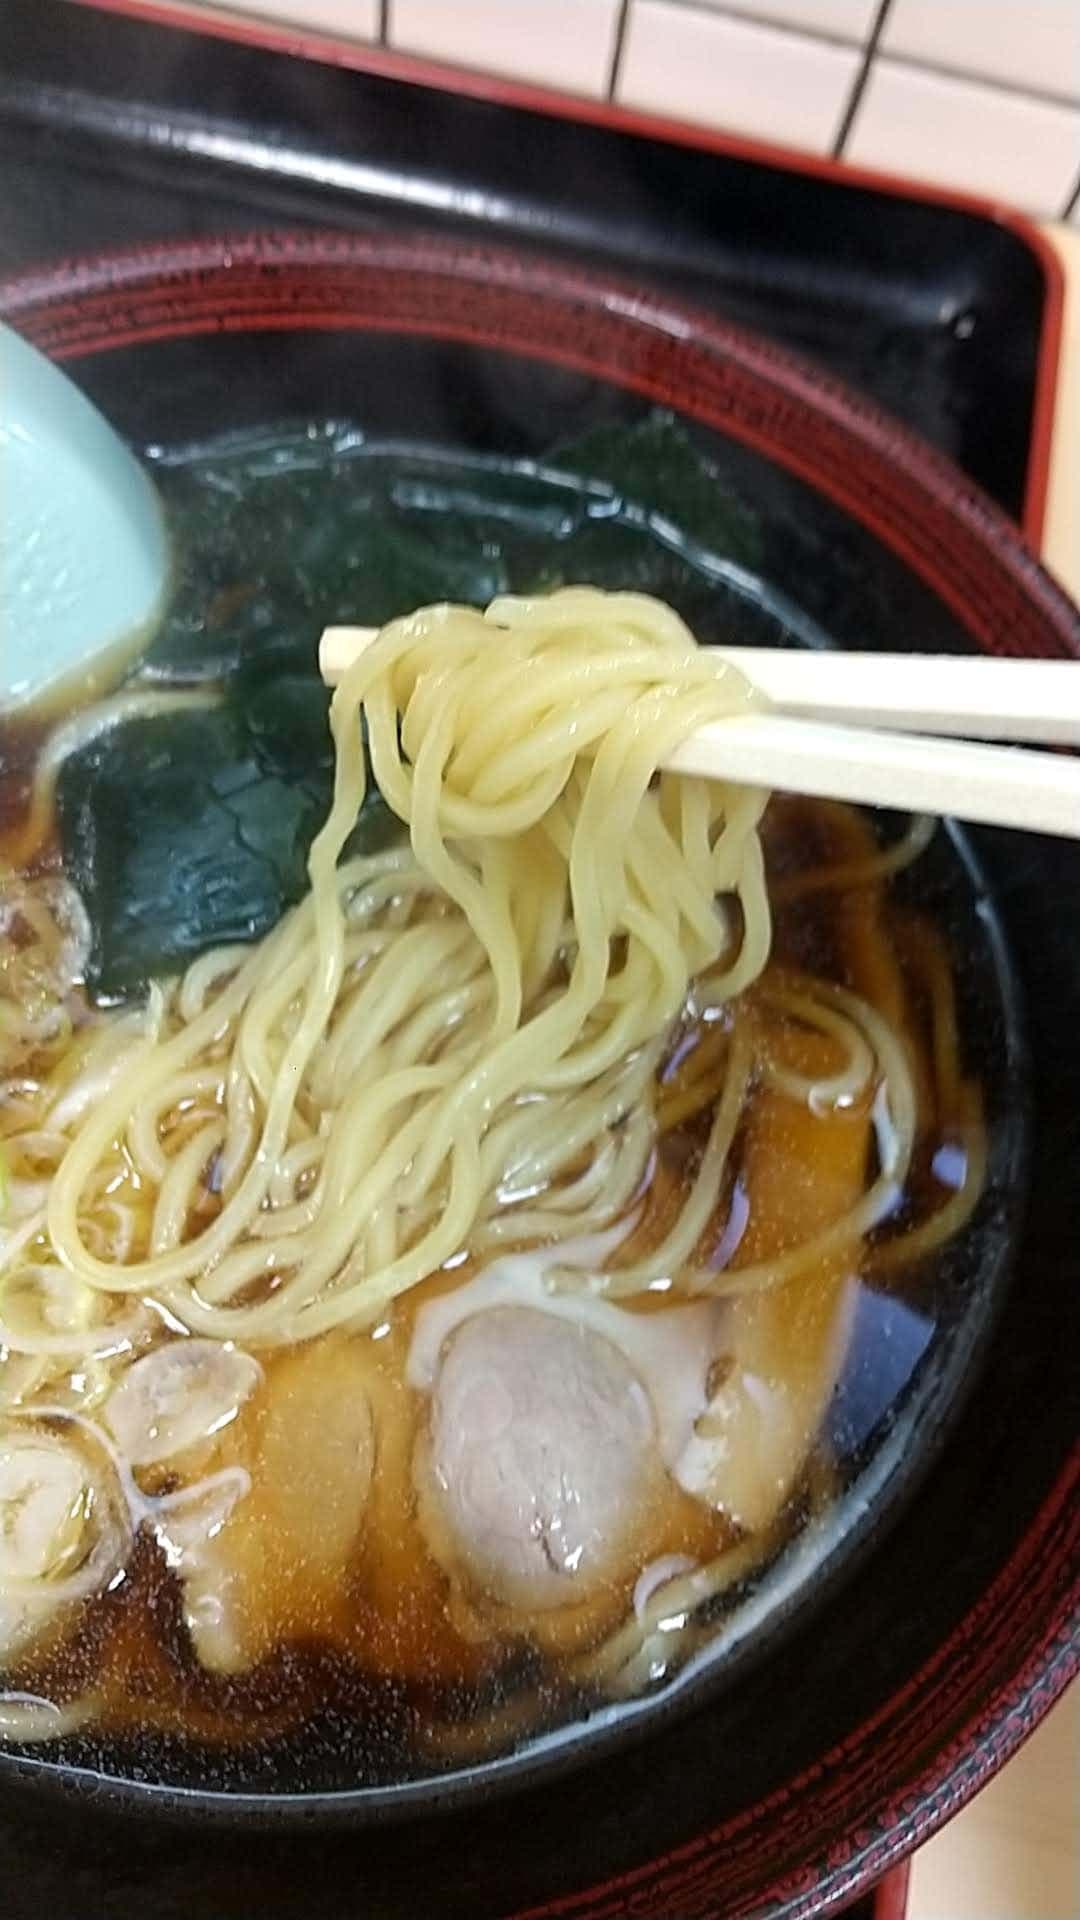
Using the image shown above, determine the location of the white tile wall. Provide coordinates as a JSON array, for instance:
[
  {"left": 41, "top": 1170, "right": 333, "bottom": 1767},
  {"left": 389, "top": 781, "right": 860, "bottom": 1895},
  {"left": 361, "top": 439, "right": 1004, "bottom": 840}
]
[
  {"left": 847, "top": 57, "right": 1080, "bottom": 214},
  {"left": 883, "top": 0, "right": 1080, "bottom": 104},
  {"left": 388, "top": 0, "right": 621, "bottom": 98},
  {"left": 185, "top": 0, "right": 380, "bottom": 39},
  {"left": 688, "top": 0, "right": 877, "bottom": 45},
  {"left": 74, "top": 0, "right": 1080, "bottom": 217},
  {"left": 618, "top": 0, "right": 861, "bottom": 153}
]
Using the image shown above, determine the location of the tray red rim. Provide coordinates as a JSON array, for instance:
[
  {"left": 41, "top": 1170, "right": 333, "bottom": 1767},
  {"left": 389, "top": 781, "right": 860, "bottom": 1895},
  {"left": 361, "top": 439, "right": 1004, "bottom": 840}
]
[
  {"left": 1, "top": 227, "right": 1076, "bottom": 1920},
  {"left": 61, "top": 0, "right": 1067, "bottom": 554}
]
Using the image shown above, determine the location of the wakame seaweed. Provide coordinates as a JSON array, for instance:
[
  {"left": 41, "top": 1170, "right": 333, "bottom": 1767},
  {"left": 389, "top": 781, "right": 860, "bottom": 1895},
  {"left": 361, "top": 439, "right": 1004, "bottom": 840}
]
[
  {"left": 58, "top": 413, "right": 765, "bottom": 999},
  {"left": 57, "top": 689, "right": 395, "bottom": 998}
]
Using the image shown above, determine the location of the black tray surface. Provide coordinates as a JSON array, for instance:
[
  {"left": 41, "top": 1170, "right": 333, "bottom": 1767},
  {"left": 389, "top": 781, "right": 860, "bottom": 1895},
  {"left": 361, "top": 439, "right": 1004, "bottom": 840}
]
[{"left": 0, "top": 0, "right": 1051, "bottom": 523}]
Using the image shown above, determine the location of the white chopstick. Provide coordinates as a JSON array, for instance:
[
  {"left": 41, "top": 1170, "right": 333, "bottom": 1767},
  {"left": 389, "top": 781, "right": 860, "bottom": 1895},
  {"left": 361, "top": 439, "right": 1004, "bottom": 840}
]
[
  {"left": 665, "top": 713, "right": 1080, "bottom": 838},
  {"left": 701, "top": 648, "right": 1080, "bottom": 747},
  {"left": 320, "top": 628, "right": 1080, "bottom": 747},
  {"left": 319, "top": 626, "right": 1080, "bottom": 840}
]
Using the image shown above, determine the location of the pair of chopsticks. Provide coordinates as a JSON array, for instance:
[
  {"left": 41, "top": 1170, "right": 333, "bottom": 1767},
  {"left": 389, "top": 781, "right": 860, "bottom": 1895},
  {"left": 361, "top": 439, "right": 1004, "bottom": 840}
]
[{"left": 319, "top": 629, "right": 1080, "bottom": 840}]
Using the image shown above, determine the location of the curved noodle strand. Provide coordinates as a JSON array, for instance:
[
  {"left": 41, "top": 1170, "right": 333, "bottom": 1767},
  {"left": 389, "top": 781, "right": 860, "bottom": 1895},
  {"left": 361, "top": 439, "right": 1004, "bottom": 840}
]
[{"left": 32, "top": 591, "right": 770, "bottom": 1340}]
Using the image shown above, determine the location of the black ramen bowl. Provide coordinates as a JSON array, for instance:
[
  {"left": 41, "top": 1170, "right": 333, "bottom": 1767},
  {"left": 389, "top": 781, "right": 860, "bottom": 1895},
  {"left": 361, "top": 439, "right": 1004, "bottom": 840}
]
[{"left": 0, "top": 232, "right": 1077, "bottom": 1920}]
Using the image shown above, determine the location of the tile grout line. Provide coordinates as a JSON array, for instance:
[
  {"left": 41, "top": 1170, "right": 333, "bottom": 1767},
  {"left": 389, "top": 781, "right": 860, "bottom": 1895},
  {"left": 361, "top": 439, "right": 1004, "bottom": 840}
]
[
  {"left": 649, "top": 0, "right": 863, "bottom": 53},
  {"left": 653, "top": 1, "right": 1079, "bottom": 112},
  {"left": 832, "top": 0, "right": 893, "bottom": 157},
  {"left": 129, "top": 0, "right": 1080, "bottom": 118},
  {"left": 879, "top": 46, "right": 1080, "bottom": 113},
  {"left": 606, "top": 0, "right": 632, "bottom": 101}
]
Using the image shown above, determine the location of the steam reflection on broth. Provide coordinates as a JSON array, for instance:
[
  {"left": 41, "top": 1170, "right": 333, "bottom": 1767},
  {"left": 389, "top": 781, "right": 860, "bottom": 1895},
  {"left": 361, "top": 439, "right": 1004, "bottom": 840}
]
[{"left": 0, "top": 424, "right": 992, "bottom": 1782}]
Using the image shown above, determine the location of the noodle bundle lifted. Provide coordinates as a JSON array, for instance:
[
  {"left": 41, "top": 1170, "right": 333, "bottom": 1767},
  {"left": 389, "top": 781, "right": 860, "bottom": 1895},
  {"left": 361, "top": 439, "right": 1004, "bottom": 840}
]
[
  {"left": 0, "top": 568, "right": 986, "bottom": 1770},
  {"left": 42, "top": 590, "right": 772, "bottom": 1337}
]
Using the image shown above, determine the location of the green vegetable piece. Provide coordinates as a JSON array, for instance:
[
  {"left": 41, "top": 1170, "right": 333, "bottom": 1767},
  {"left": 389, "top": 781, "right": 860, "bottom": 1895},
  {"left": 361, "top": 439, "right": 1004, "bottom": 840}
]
[
  {"left": 57, "top": 413, "right": 769, "bottom": 1003},
  {"left": 57, "top": 695, "right": 396, "bottom": 1000},
  {"left": 552, "top": 412, "right": 763, "bottom": 574},
  {"left": 146, "top": 445, "right": 513, "bottom": 683}
]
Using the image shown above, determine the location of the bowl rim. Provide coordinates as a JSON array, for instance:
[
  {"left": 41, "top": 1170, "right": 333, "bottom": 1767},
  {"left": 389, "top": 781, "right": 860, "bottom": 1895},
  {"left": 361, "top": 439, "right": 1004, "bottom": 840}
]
[
  {"left": 0, "top": 227, "right": 1077, "bottom": 1918},
  {"left": 2, "top": 228, "right": 1077, "bottom": 668}
]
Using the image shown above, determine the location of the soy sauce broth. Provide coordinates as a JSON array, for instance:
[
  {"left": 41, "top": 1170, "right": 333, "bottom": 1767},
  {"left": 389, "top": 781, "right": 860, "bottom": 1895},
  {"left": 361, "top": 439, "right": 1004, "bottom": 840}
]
[{"left": 0, "top": 421, "right": 1026, "bottom": 1792}]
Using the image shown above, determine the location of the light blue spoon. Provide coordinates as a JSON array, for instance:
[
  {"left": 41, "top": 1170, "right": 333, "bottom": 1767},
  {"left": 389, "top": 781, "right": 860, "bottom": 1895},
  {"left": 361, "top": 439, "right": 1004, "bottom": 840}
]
[{"left": 1, "top": 322, "right": 169, "bottom": 713}]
